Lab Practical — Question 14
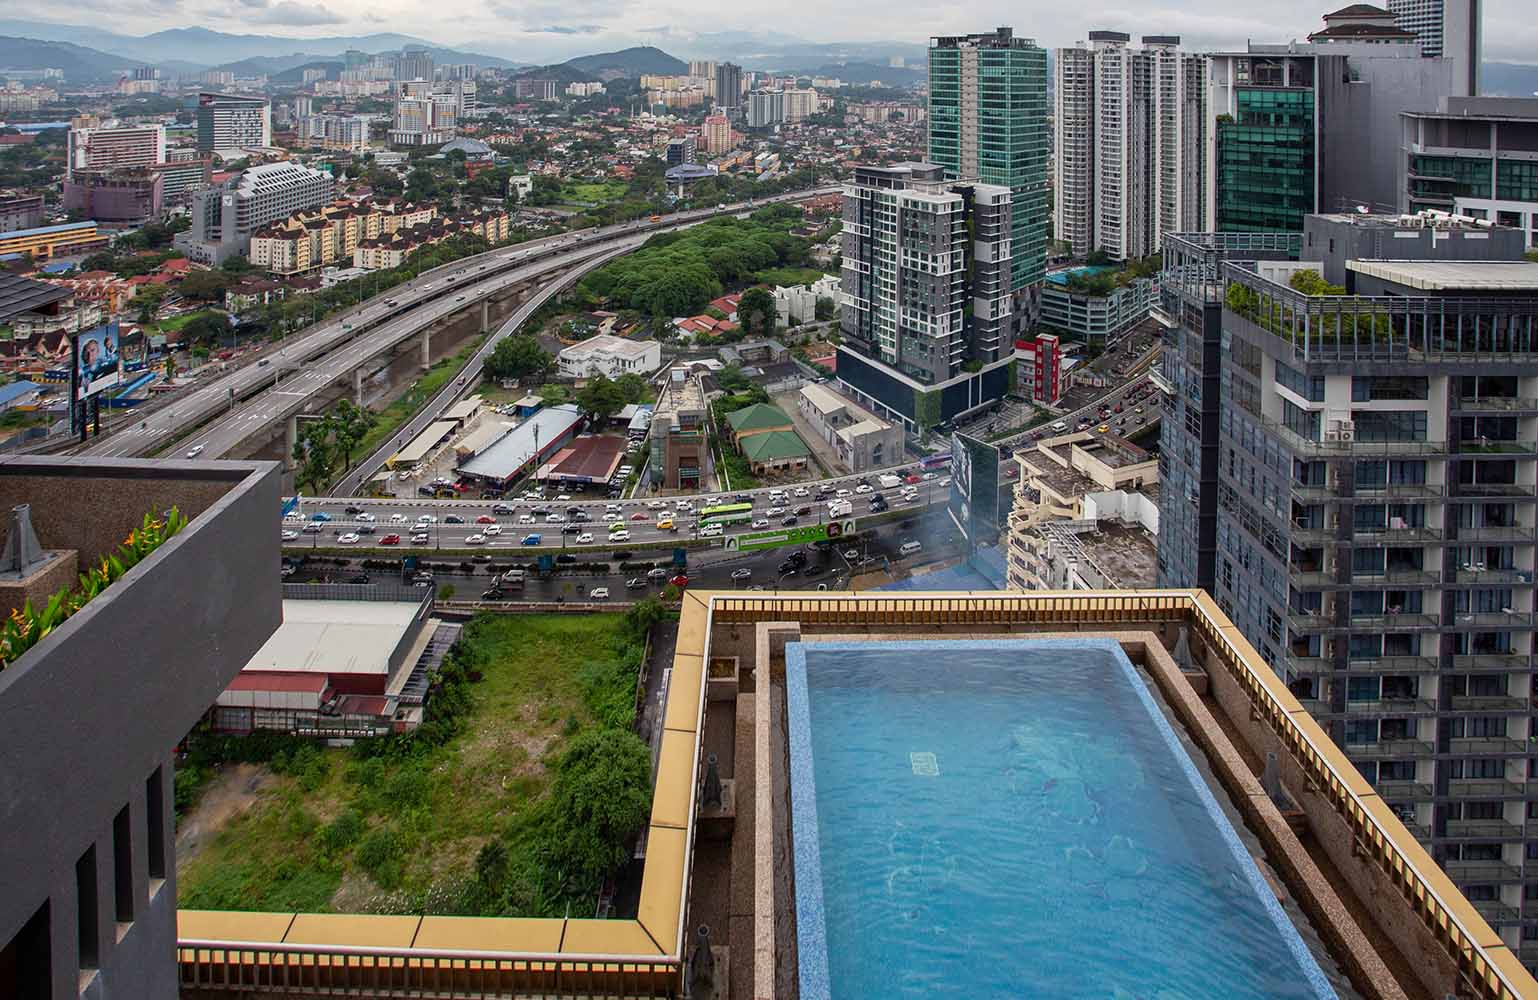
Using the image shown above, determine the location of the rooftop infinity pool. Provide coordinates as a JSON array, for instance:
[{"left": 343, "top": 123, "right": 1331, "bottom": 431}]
[{"left": 785, "top": 638, "right": 1340, "bottom": 1000}]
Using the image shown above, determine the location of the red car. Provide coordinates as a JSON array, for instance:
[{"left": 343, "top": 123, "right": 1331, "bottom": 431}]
[
  {"left": 630, "top": 511, "right": 650, "bottom": 521},
  {"left": 670, "top": 574, "right": 689, "bottom": 588},
  {"left": 475, "top": 515, "right": 497, "bottom": 524},
  {"left": 904, "top": 474, "right": 922, "bottom": 485},
  {"left": 380, "top": 533, "right": 401, "bottom": 545},
  {"left": 1004, "top": 467, "right": 1019, "bottom": 479}
]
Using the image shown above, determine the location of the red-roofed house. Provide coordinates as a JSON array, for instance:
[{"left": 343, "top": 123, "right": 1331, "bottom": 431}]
[{"left": 708, "top": 293, "right": 741, "bottom": 321}]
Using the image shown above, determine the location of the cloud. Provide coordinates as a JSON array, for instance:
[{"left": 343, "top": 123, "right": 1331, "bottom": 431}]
[
  {"left": 531, "top": 24, "right": 605, "bottom": 34},
  {"left": 248, "top": 0, "right": 343, "bottom": 25}
]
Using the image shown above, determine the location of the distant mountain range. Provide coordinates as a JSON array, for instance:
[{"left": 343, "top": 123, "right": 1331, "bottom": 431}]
[
  {"left": 0, "top": 35, "right": 141, "bottom": 81},
  {"left": 0, "top": 20, "right": 522, "bottom": 77}
]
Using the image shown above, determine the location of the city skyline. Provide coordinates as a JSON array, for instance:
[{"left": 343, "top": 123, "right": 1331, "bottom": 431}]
[{"left": 1, "top": 1, "right": 1535, "bottom": 66}]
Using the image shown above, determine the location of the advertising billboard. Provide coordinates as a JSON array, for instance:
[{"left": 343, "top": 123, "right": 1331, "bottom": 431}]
[
  {"left": 949, "top": 431, "right": 1002, "bottom": 546},
  {"left": 74, "top": 321, "right": 122, "bottom": 400},
  {"left": 724, "top": 519, "right": 857, "bottom": 553},
  {"left": 119, "top": 326, "right": 148, "bottom": 373}
]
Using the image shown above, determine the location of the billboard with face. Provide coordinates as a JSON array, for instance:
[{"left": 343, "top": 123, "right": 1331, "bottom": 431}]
[
  {"left": 949, "top": 431, "right": 1002, "bottom": 546},
  {"left": 74, "top": 321, "right": 122, "bottom": 400}
]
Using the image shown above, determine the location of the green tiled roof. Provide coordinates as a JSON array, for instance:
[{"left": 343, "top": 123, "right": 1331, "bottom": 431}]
[
  {"left": 739, "top": 430, "right": 810, "bottom": 463},
  {"left": 724, "top": 403, "right": 792, "bottom": 433}
]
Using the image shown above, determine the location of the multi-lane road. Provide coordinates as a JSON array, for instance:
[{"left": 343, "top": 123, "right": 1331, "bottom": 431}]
[
  {"left": 285, "top": 464, "right": 954, "bottom": 551},
  {"left": 82, "top": 187, "right": 839, "bottom": 460}
]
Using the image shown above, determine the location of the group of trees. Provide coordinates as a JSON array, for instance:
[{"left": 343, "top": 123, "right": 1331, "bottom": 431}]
[
  {"left": 578, "top": 207, "right": 812, "bottom": 319},
  {"left": 290, "top": 400, "right": 377, "bottom": 495},
  {"left": 483, "top": 334, "right": 553, "bottom": 381},
  {"left": 571, "top": 371, "right": 652, "bottom": 423}
]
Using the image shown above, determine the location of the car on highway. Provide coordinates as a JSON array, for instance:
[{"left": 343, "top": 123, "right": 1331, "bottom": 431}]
[
  {"left": 782, "top": 515, "right": 799, "bottom": 526},
  {"left": 337, "top": 532, "right": 360, "bottom": 544},
  {"left": 418, "top": 515, "right": 437, "bottom": 524},
  {"left": 699, "top": 523, "right": 724, "bottom": 538},
  {"left": 355, "top": 524, "right": 376, "bottom": 535},
  {"left": 476, "top": 515, "right": 497, "bottom": 524},
  {"left": 1098, "top": 424, "right": 1110, "bottom": 433},
  {"left": 766, "top": 506, "right": 787, "bottom": 516},
  {"left": 561, "top": 524, "right": 581, "bottom": 534},
  {"left": 670, "top": 574, "right": 689, "bottom": 588},
  {"left": 576, "top": 532, "right": 594, "bottom": 543},
  {"left": 606, "top": 503, "right": 622, "bottom": 512},
  {"left": 492, "top": 503, "right": 515, "bottom": 515},
  {"left": 853, "top": 485, "right": 873, "bottom": 495},
  {"left": 444, "top": 515, "right": 465, "bottom": 524},
  {"left": 409, "top": 533, "right": 429, "bottom": 544},
  {"left": 675, "top": 499, "right": 694, "bottom": 511},
  {"left": 555, "top": 494, "right": 572, "bottom": 501},
  {"left": 630, "top": 512, "right": 649, "bottom": 521},
  {"left": 284, "top": 511, "right": 304, "bottom": 522},
  {"left": 610, "top": 529, "right": 631, "bottom": 542},
  {"left": 731, "top": 568, "right": 752, "bottom": 581},
  {"left": 311, "top": 512, "right": 332, "bottom": 522},
  {"left": 281, "top": 530, "right": 299, "bottom": 541},
  {"left": 301, "top": 522, "right": 323, "bottom": 534},
  {"left": 1135, "top": 406, "right": 1144, "bottom": 414},
  {"left": 589, "top": 587, "right": 610, "bottom": 600},
  {"left": 345, "top": 505, "right": 364, "bottom": 515},
  {"left": 751, "top": 519, "right": 769, "bottom": 529},
  {"left": 483, "top": 525, "right": 502, "bottom": 536},
  {"left": 546, "top": 513, "right": 565, "bottom": 523},
  {"left": 380, "top": 533, "right": 401, "bottom": 545},
  {"left": 602, "top": 512, "right": 621, "bottom": 522},
  {"left": 646, "top": 500, "right": 667, "bottom": 509},
  {"left": 185, "top": 445, "right": 205, "bottom": 458},
  {"left": 793, "top": 487, "right": 810, "bottom": 497},
  {"left": 608, "top": 521, "right": 628, "bottom": 533},
  {"left": 1004, "top": 466, "right": 1019, "bottom": 479},
  {"left": 626, "top": 578, "right": 647, "bottom": 590},
  {"left": 647, "top": 567, "right": 669, "bottom": 581},
  {"left": 836, "top": 488, "right": 852, "bottom": 498},
  {"left": 518, "top": 514, "right": 536, "bottom": 524},
  {"left": 354, "top": 512, "right": 376, "bottom": 522},
  {"left": 465, "top": 533, "right": 487, "bottom": 545}
]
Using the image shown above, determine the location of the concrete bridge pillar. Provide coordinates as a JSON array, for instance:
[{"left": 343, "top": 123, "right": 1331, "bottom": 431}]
[
  {"left": 420, "top": 328, "right": 431, "bottom": 370},
  {"left": 354, "top": 367, "right": 365, "bottom": 406},
  {"left": 481, "top": 298, "right": 491, "bottom": 334},
  {"left": 284, "top": 415, "right": 297, "bottom": 471}
]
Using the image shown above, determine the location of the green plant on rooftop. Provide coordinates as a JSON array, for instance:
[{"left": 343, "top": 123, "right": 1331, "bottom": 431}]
[{"left": 0, "top": 507, "right": 188, "bottom": 674}]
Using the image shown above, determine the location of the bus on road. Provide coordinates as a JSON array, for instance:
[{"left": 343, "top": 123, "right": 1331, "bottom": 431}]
[{"left": 698, "top": 502, "right": 754, "bottom": 528}]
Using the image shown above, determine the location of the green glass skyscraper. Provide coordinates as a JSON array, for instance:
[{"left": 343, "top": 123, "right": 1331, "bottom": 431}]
[{"left": 928, "top": 27, "right": 1050, "bottom": 293}]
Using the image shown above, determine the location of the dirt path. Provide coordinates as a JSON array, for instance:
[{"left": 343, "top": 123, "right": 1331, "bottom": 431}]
[{"left": 175, "top": 763, "right": 278, "bottom": 871}]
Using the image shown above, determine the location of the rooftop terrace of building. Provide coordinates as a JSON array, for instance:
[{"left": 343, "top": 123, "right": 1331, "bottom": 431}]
[{"left": 1077, "top": 520, "right": 1160, "bottom": 588}]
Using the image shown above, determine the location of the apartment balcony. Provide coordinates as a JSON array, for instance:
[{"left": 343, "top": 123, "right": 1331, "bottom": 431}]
[
  {"left": 1450, "top": 611, "right": 1535, "bottom": 628},
  {"left": 1453, "top": 525, "right": 1535, "bottom": 542},
  {"left": 1353, "top": 525, "right": 1446, "bottom": 544},
  {"left": 1446, "top": 819, "right": 1525, "bottom": 840},
  {"left": 1346, "top": 739, "right": 1435, "bottom": 759},
  {"left": 1451, "top": 653, "right": 1530, "bottom": 671},
  {"left": 1351, "top": 569, "right": 1444, "bottom": 587},
  {"left": 1449, "top": 695, "right": 1531, "bottom": 713},
  {"left": 1342, "top": 697, "right": 1439, "bottom": 716},
  {"left": 1448, "top": 779, "right": 1527, "bottom": 799},
  {"left": 1340, "top": 656, "right": 1442, "bottom": 674},
  {"left": 1346, "top": 612, "right": 1442, "bottom": 630},
  {"left": 1455, "top": 482, "right": 1538, "bottom": 498},
  {"left": 1451, "top": 396, "right": 1538, "bottom": 414},
  {"left": 1354, "top": 482, "right": 1449, "bottom": 499},
  {"left": 1449, "top": 736, "right": 1529, "bottom": 755},
  {"left": 1472, "top": 900, "right": 1522, "bottom": 925},
  {"left": 1444, "top": 860, "right": 1521, "bottom": 882},
  {"left": 1374, "top": 780, "right": 1435, "bottom": 802},
  {"left": 1288, "top": 611, "right": 1334, "bottom": 633},
  {"left": 1451, "top": 567, "right": 1535, "bottom": 586}
]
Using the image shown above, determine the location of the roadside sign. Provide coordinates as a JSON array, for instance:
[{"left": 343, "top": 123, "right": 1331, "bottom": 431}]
[{"left": 724, "top": 519, "right": 856, "bottom": 553}]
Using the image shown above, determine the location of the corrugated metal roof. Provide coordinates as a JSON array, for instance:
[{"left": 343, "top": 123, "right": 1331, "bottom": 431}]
[{"left": 0, "top": 273, "right": 71, "bottom": 323}]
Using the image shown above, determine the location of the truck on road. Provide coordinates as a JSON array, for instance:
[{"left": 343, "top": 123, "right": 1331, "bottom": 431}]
[
  {"left": 828, "top": 498, "right": 854, "bottom": 518},
  {"left": 878, "top": 474, "right": 902, "bottom": 490}
]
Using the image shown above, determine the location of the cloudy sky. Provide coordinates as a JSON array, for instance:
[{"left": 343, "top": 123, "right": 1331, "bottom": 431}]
[{"left": 14, "top": 0, "right": 1538, "bottom": 65}]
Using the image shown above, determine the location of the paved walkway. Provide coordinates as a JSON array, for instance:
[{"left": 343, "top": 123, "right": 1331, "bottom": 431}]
[{"left": 771, "top": 391, "right": 846, "bottom": 478}]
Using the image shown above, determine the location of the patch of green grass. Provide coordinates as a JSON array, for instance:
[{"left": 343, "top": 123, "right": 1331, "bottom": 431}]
[
  {"left": 143, "top": 309, "right": 219, "bottom": 336},
  {"left": 561, "top": 180, "right": 627, "bottom": 204},
  {"left": 753, "top": 266, "right": 829, "bottom": 288},
  {"left": 176, "top": 614, "right": 641, "bottom": 915}
]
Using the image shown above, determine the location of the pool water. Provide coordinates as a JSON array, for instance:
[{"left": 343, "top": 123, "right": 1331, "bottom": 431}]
[{"left": 785, "top": 639, "right": 1339, "bottom": 1000}]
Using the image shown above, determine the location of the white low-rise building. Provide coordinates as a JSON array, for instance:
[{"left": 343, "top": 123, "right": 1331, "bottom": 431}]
[
  {"left": 796, "top": 381, "right": 904, "bottom": 473},
  {"left": 772, "top": 273, "right": 839, "bottom": 325},
  {"left": 557, "top": 334, "right": 662, "bottom": 379}
]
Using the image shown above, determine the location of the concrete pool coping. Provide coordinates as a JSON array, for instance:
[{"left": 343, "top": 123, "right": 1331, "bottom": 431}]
[{"left": 781, "top": 632, "right": 1390, "bottom": 1000}]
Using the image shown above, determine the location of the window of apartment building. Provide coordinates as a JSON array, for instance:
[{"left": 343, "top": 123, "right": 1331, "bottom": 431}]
[
  {"left": 1386, "top": 547, "right": 1425, "bottom": 574},
  {"left": 1459, "top": 459, "right": 1518, "bottom": 487},
  {"left": 1293, "top": 459, "right": 1326, "bottom": 488},
  {"left": 1344, "top": 718, "right": 1379, "bottom": 745},
  {"left": 1353, "top": 410, "right": 1428, "bottom": 442},
  {"left": 1282, "top": 399, "right": 1320, "bottom": 441},
  {"left": 1349, "top": 634, "right": 1384, "bottom": 659},
  {"left": 1351, "top": 376, "right": 1429, "bottom": 402},
  {"left": 1380, "top": 760, "right": 1416, "bottom": 782},
  {"left": 1347, "top": 676, "right": 1380, "bottom": 702},
  {"left": 1352, "top": 548, "right": 1386, "bottom": 575},
  {"left": 1452, "top": 588, "right": 1516, "bottom": 614},
  {"left": 1277, "top": 361, "right": 1324, "bottom": 401},
  {"left": 1461, "top": 416, "right": 1519, "bottom": 442},
  {"left": 1459, "top": 375, "right": 1520, "bottom": 402},
  {"left": 1463, "top": 885, "right": 1499, "bottom": 902}
]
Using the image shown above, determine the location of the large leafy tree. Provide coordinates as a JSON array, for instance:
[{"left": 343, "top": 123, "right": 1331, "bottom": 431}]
[
  {"left": 330, "top": 400, "right": 376, "bottom": 469},
  {"left": 540, "top": 727, "right": 652, "bottom": 887},
  {"left": 292, "top": 418, "right": 338, "bottom": 496},
  {"left": 575, "top": 374, "right": 627, "bottom": 424},
  {"left": 483, "top": 335, "right": 552, "bottom": 380},
  {"left": 737, "top": 287, "right": 776, "bottom": 337}
]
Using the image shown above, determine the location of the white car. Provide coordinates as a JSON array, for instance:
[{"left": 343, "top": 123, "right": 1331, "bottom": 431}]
[
  {"left": 589, "top": 587, "right": 610, "bottom": 600},
  {"left": 602, "top": 512, "right": 622, "bottom": 522},
  {"left": 610, "top": 529, "right": 631, "bottom": 541},
  {"left": 185, "top": 445, "right": 204, "bottom": 458},
  {"left": 483, "top": 524, "right": 502, "bottom": 535},
  {"left": 464, "top": 533, "right": 487, "bottom": 545},
  {"left": 546, "top": 513, "right": 565, "bottom": 523},
  {"left": 940, "top": 477, "right": 952, "bottom": 487},
  {"left": 647, "top": 500, "right": 667, "bottom": 509},
  {"left": 284, "top": 511, "right": 304, "bottom": 522},
  {"left": 556, "top": 494, "right": 572, "bottom": 501},
  {"left": 923, "top": 473, "right": 937, "bottom": 481},
  {"left": 390, "top": 513, "right": 407, "bottom": 523},
  {"left": 854, "top": 484, "right": 874, "bottom": 494},
  {"left": 675, "top": 499, "right": 694, "bottom": 511},
  {"left": 836, "top": 488, "right": 852, "bottom": 498},
  {"left": 576, "top": 532, "right": 594, "bottom": 543},
  {"left": 337, "top": 532, "right": 360, "bottom": 544},
  {"left": 281, "top": 530, "right": 299, "bottom": 540},
  {"left": 699, "top": 524, "right": 724, "bottom": 538},
  {"left": 752, "top": 519, "right": 770, "bottom": 529},
  {"left": 705, "top": 496, "right": 722, "bottom": 506},
  {"left": 355, "top": 512, "right": 376, "bottom": 522},
  {"left": 606, "top": 503, "right": 622, "bottom": 512},
  {"left": 765, "top": 506, "right": 787, "bottom": 516},
  {"left": 793, "top": 487, "right": 810, "bottom": 498},
  {"left": 518, "top": 514, "right": 536, "bottom": 524},
  {"left": 417, "top": 515, "right": 437, "bottom": 524}
]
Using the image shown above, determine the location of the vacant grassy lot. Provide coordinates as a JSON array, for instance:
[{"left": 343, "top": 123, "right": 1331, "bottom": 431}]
[
  {"left": 561, "top": 180, "right": 628, "bottom": 205},
  {"left": 177, "top": 612, "right": 646, "bottom": 915}
]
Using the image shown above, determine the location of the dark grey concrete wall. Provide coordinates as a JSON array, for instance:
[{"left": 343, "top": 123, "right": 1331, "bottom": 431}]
[{"left": 0, "top": 458, "right": 282, "bottom": 1000}]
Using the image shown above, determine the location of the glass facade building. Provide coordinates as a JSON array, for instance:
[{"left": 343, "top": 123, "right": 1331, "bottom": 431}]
[
  {"left": 1216, "top": 88, "right": 1317, "bottom": 233},
  {"left": 928, "top": 28, "right": 1049, "bottom": 292}
]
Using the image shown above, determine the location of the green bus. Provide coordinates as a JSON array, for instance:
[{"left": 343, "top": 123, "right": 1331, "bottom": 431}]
[{"left": 698, "top": 502, "right": 754, "bottom": 527}]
